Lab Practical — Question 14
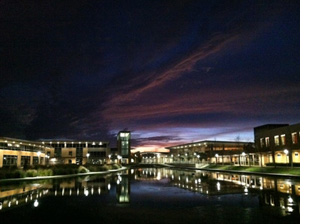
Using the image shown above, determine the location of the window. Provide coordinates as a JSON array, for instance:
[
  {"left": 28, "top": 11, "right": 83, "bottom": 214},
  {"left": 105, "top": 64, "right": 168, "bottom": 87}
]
[
  {"left": 281, "top": 134, "right": 286, "bottom": 145},
  {"left": 274, "top": 135, "right": 280, "bottom": 146},
  {"left": 21, "top": 156, "right": 31, "bottom": 166},
  {"left": 295, "top": 153, "right": 299, "bottom": 157},
  {"left": 33, "top": 157, "right": 39, "bottom": 165},
  {"left": 260, "top": 138, "right": 264, "bottom": 147},
  {"left": 2, "top": 155, "right": 18, "bottom": 166},
  {"left": 265, "top": 137, "right": 270, "bottom": 147},
  {"left": 69, "top": 151, "right": 73, "bottom": 156},
  {"left": 292, "top": 132, "right": 298, "bottom": 144}
]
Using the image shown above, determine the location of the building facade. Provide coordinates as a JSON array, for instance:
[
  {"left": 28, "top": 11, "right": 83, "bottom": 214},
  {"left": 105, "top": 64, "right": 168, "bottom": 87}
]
[
  {"left": 166, "top": 140, "right": 256, "bottom": 166},
  {"left": 166, "top": 123, "right": 300, "bottom": 167},
  {"left": 254, "top": 123, "right": 300, "bottom": 167},
  {"left": 117, "top": 131, "right": 131, "bottom": 164},
  {"left": 43, "top": 140, "right": 110, "bottom": 165},
  {"left": 0, "top": 137, "right": 48, "bottom": 168},
  {"left": 0, "top": 137, "right": 111, "bottom": 168}
]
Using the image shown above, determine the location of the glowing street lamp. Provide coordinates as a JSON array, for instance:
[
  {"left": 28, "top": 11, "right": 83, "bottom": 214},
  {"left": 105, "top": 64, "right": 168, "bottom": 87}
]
[
  {"left": 37, "top": 151, "right": 41, "bottom": 165},
  {"left": 45, "top": 155, "right": 50, "bottom": 165},
  {"left": 215, "top": 154, "right": 219, "bottom": 165},
  {"left": 86, "top": 153, "right": 90, "bottom": 164},
  {"left": 284, "top": 149, "right": 289, "bottom": 165}
]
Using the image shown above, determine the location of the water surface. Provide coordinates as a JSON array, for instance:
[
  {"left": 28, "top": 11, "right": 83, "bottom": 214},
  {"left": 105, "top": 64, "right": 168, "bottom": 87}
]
[{"left": 0, "top": 168, "right": 300, "bottom": 224}]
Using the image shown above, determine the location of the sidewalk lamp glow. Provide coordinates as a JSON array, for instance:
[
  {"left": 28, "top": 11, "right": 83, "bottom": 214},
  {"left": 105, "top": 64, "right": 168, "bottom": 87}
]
[
  {"left": 242, "top": 152, "right": 246, "bottom": 156},
  {"left": 284, "top": 149, "right": 289, "bottom": 165},
  {"left": 215, "top": 154, "right": 219, "bottom": 158},
  {"left": 37, "top": 151, "right": 41, "bottom": 165}
]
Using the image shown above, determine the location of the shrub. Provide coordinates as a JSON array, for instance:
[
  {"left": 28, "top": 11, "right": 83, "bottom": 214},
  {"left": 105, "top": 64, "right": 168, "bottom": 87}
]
[
  {"left": 26, "top": 169, "right": 38, "bottom": 177},
  {"left": 111, "top": 164, "right": 121, "bottom": 169},
  {"left": 37, "top": 169, "right": 53, "bottom": 176},
  {"left": 101, "top": 165, "right": 109, "bottom": 171},
  {"left": 78, "top": 166, "right": 89, "bottom": 173}
]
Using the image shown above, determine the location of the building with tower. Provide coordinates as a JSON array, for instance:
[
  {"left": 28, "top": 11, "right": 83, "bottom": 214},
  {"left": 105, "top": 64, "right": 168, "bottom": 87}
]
[{"left": 117, "top": 131, "right": 131, "bottom": 164}]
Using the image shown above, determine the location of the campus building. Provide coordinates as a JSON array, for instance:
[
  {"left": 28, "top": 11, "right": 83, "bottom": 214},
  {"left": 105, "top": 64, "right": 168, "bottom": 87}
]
[
  {"left": 43, "top": 140, "right": 110, "bottom": 165},
  {"left": 0, "top": 138, "right": 112, "bottom": 168},
  {"left": 254, "top": 123, "right": 300, "bottom": 167},
  {"left": 166, "top": 140, "right": 256, "bottom": 166},
  {"left": 0, "top": 137, "right": 49, "bottom": 167},
  {"left": 117, "top": 131, "right": 131, "bottom": 164},
  {"left": 166, "top": 123, "right": 300, "bottom": 167}
]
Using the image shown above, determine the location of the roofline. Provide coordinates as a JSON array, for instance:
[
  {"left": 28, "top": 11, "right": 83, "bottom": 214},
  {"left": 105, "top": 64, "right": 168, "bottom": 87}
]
[{"left": 165, "top": 139, "right": 253, "bottom": 149}]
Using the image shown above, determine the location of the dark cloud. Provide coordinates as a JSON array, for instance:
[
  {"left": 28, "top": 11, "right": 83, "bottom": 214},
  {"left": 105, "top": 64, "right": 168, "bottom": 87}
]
[{"left": 0, "top": 0, "right": 300, "bottom": 149}]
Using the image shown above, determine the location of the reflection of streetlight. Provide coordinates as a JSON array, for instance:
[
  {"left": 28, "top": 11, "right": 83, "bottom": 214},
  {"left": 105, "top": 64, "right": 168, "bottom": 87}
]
[
  {"left": 284, "top": 149, "right": 289, "bottom": 166},
  {"left": 34, "top": 199, "right": 39, "bottom": 207}
]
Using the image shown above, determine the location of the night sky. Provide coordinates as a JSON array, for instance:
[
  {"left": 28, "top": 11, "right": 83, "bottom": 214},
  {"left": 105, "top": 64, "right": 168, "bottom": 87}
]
[{"left": 0, "top": 0, "right": 300, "bottom": 152}]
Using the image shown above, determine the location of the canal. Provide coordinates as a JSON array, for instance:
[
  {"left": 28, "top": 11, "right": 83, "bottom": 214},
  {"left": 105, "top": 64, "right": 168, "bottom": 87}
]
[{"left": 0, "top": 168, "right": 300, "bottom": 224}]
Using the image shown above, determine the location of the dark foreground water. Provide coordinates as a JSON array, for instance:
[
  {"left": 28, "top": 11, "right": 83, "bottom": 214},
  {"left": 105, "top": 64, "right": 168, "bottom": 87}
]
[{"left": 0, "top": 168, "right": 300, "bottom": 224}]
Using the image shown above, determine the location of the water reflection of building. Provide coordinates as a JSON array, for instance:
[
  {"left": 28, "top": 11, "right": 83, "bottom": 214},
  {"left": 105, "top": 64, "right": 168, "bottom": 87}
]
[
  {"left": 130, "top": 168, "right": 300, "bottom": 216},
  {"left": 116, "top": 174, "right": 130, "bottom": 203},
  {"left": 0, "top": 174, "right": 118, "bottom": 212}
]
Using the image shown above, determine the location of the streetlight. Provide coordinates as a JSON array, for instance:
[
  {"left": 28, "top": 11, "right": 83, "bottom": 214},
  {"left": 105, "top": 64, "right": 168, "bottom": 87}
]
[
  {"left": 215, "top": 154, "right": 219, "bottom": 165},
  {"left": 45, "top": 155, "right": 50, "bottom": 165},
  {"left": 86, "top": 153, "right": 90, "bottom": 164},
  {"left": 117, "top": 155, "right": 122, "bottom": 164},
  {"left": 197, "top": 155, "right": 200, "bottom": 163},
  {"left": 37, "top": 151, "right": 41, "bottom": 165},
  {"left": 284, "top": 149, "right": 289, "bottom": 166},
  {"left": 241, "top": 152, "right": 246, "bottom": 166}
]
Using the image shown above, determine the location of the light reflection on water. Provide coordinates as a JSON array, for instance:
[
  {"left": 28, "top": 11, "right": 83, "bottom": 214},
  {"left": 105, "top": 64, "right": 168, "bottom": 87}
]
[{"left": 0, "top": 168, "right": 300, "bottom": 223}]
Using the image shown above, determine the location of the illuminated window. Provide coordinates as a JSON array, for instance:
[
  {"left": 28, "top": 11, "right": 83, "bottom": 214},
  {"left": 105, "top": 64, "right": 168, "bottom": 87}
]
[
  {"left": 274, "top": 135, "right": 280, "bottom": 146},
  {"left": 265, "top": 137, "right": 270, "bottom": 147},
  {"left": 120, "top": 133, "right": 129, "bottom": 138},
  {"left": 260, "top": 138, "right": 264, "bottom": 147},
  {"left": 292, "top": 132, "right": 298, "bottom": 144},
  {"left": 281, "top": 134, "right": 286, "bottom": 145}
]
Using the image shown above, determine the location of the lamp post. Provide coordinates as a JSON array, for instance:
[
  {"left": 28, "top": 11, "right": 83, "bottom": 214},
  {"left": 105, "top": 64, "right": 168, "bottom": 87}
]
[
  {"left": 284, "top": 149, "right": 289, "bottom": 166},
  {"left": 45, "top": 155, "right": 50, "bottom": 165},
  {"left": 117, "top": 155, "right": 122, "bottom": 164},
  {"left": 37, "top": 151, "right": 41, "bottom": 165},
  {"left": 86, "top": 153, "right": 90, "bottom": 164},
  {"left": 241, "top": 152, "right": 246, "bottom": 166},
  {"left": 197, "top": 155, "right": 200, "bottom": 164},
  {"left": 215, "top": 154, "right": 219, "bottom": 165}
]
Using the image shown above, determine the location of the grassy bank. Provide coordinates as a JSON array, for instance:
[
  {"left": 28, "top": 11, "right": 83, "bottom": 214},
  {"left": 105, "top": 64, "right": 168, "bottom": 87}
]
[
  {"left": 205, "top": 164, "right": 300, "bottom": 176},
  {"left": 0, "top": 164, "right": 122, "bottom": 179}
]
